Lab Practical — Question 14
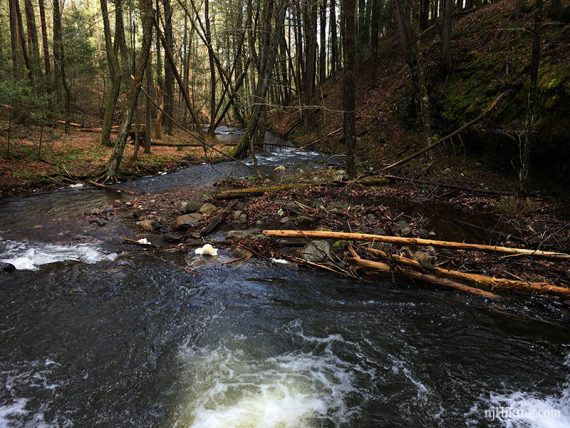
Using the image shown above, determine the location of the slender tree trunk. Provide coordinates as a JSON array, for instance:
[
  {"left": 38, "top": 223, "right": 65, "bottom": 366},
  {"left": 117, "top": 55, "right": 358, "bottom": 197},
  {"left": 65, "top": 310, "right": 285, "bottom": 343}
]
[
  {"left": 145, "top": 60, "right": 153, "bottom": 153},
  {"left": 16, "top": 0, "right": 32, "bottom": 80},
  {"left": 303, "top": 0, "right": 318, "bottom": 131},
  {"left": 163, "top": 0, "right": 175, "bottom": 134},
  {"left": 38, "top": 0, "right": 50, "bottom": 76},
  {"left": 519, "top": 0, "right": 543, "bottom": 196},
  {"left": 343, "top": 0, "right": 356, "bottom": 178},
  {"left": 53, "top": 0, "right": 70, "bottom": 130},
  {"left": 24, "top": 0, "right": 41, "bottom": 78},
  {"left": 114, "top": 0, "right": 130, "bottom": 79},
  {"left": 370, "top": 0, "right": 380, "bottom": 85},
  {"left": 393, "top": 0, "right": 431, "bottom": 145},
  {"left": 105, "top": 0, "right": 154, "bottom": 182},
  {"left": 205, "top": 0, "right": 217, "bottom": 135},
  {"left": 319, "top": 0, "right": 327, "bottom": 84},
  {"left": 9, "top": 0, "right": 21, "bottom": 79},
  {"left": 440, "top": 0, "right": 453, "bottom": 75},
  {"left": 154, "top": 17, "right": 205, "bottom": 138},
  {"left": 232, "top": 0, "right": 287, "bottom": 158},
  {"left": 330, "top": 0, "right": 338, "bottom": 76},
  {"left": 100, "top": 0, "right": 122, "bottom": 146},
  {"left": 154, "top": 0, "right": 164, "bottom": 138}
]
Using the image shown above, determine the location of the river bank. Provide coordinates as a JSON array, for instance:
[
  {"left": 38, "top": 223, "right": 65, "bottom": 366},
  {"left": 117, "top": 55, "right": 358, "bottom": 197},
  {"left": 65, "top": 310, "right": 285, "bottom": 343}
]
[
  {"left": 101, "top": 166, "right": 570, "bottom": 302},
  {"left": 0, "top": 125, "right": 234, "bottom": 198}
]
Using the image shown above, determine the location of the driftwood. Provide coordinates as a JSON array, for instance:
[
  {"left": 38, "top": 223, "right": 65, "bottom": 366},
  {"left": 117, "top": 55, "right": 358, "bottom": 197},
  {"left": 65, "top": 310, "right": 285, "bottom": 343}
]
[
  {"left": 211, "top": 177, "right": 389, "bottom": 200},
  {"left": 298, "top": 127, "right": 342, "bottom": 150},
  {"left": 212, "top": 183, "right": 317, "bottom": 200},
  {"left": 57, "top": 120, "right": 83, "bottom": 128},
  {"left": 382, "top": 90, "right": 512, "bottom": 172},
  {"left": 262, "top": 230, "right": 570, "bottom": 260},
  {"left": 200, "top": 200, "right": 239, "bottom": 236},
  {"left": 151, "top": 141, "right": 236, "bottom": 148},
  {"left": 88, "top": 180, "right": 139, "bottom": 195},
  {"left": 367, "top": 248, "right": 570, "bottom": 297},
  {"left": 348, "top": 248, "right": 499, "bottom": 298}
]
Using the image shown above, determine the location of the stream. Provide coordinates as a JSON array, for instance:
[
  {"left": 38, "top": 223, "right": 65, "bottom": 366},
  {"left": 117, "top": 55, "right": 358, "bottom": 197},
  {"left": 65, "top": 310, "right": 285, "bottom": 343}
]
[{"left": 1, "top": 129, "right": 569, "bottom": 427}]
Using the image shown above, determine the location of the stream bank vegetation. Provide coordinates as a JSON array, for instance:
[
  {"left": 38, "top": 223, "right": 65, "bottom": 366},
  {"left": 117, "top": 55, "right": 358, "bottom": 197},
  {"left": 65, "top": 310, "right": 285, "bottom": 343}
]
[{"left": 1, "top": 0, "right": 569, "bottom": 301}]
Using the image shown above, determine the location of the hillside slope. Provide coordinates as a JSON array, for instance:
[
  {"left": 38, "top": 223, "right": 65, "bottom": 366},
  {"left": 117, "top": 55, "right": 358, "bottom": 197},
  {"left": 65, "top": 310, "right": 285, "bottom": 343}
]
[{"left": 268, "top": 0, "right": 570, "bottom": 194}]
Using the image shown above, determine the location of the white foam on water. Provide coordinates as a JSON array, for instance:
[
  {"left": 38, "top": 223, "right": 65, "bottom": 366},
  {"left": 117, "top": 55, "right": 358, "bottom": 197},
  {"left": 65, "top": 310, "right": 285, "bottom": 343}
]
[
  {"left": 389, "top": 356, "right": 430, "bottom": 401},
  {"left": 175, "top": 324, "right": 375, "bottom": 428},
  {"left": 0, "top": 238, "right": 117, "bottom": 271},
  {"left": 1, "top": 358, "right": 67, "bottom": 427},
  {"left": 467, "top": 353, "right": 570, "bottom": 428},
  {"left": 0, "top": 399, "right": 29, "bottom": 426}
]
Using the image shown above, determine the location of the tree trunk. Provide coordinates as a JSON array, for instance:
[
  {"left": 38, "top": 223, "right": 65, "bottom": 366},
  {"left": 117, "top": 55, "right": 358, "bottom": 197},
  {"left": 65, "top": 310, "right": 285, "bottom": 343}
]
[
  {"left": 440, "top": 0, "right": 453, "bottom": 75},
  {"left": 370, "top": 0, "right": 380, "bottom": 85},
  {"left": 319, "top": 0, "right": 327, "bottom": 84},
  {"left": 53, "top": 0, "right": 70, "bottom": 130},
  {"left": 231, "top": 0, "right": 287, "bottom": 158},
  {"left": 114, "top": 0, "right": 130, "bottom": 80},
  {"left": 303, "top": 0, "right": 318, "bottom": 132},
  {"left": 163, "top": 0, "right": 175, "bottom": 134},
  {"left": 8, "top": 0, "right": 21, "bottom": 79},
  {"left": 519, "top": 0, "right": 543, "bottom": 196},
  {"left": 100, "top": 0, "right": 122, "bottom": 147},
  {"left": 144, "top": 55, "right": 153, "bottom": 153},
  {"left": 330, "top": 0, "right": 338, "bottom": 76},
  {"left": 24, "top": 0, "right": 41, "bottom": 78},
  {"left": 104, "top": 0, "right": 154, "bottom": 182},
  {"left": 38, "top": 0, "right": 50, "bottom": 76},
  {"left": 343, "top": 0, "right": 356, "bottom": 178},
  {"left": 205, "top": 0, "right": 217, "bottom": 135}
]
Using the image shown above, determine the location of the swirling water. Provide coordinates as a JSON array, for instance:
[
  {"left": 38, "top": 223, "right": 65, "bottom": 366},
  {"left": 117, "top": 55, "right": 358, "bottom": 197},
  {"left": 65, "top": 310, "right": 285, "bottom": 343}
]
[{"left": 0, "top": 130, "right": 568, "bottom": 427}]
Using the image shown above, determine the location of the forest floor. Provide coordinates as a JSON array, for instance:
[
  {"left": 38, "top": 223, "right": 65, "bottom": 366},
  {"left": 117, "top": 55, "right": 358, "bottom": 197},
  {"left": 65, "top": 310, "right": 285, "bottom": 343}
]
[{"left": 0, "top": 123, "right": 232, "bottom": 198}]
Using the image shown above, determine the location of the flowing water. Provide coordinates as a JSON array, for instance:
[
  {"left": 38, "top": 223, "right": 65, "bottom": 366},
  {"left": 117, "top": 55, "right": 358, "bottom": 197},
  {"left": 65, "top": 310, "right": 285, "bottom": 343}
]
[{"left": 0, "top": 130, "right": 569, "bottom": 427}]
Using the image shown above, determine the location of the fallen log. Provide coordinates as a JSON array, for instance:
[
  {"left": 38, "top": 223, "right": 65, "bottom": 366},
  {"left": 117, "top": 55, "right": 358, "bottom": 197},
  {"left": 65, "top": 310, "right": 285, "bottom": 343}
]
[
  {"left": 211, "top": 177, "right": 389, "bottom": 200},
  {"left": 200, "top": 200, "right": 239, "bottom": 236},
  {"left": 298, "top": 127, "right": 342, "bottom": 150},
  {"left": 262, "top": 230, "right": 570, "bottom": 260},
  {"left": 151, "top": 141, "right": 236, "bottom": 148},
  {"left": 57, "top": 120, "right": 83, "bottom": 128},
  {"left": 367, "top": 248, "right": 570, "bottom": 297},
  {"left": 349, "top": 250, "right": 500, "bottom": 299},
  {"left": 88, "top": 180, "right": 139, "bottom": 195},
  {"left": 380, "top": 174, "right": 517, "bottom": 196},
  {"left": 382, "top": 90, "right": 512, "bottom": 172},
  {"left": 211, "top": 183, "right": 317, "bottom": 200}
]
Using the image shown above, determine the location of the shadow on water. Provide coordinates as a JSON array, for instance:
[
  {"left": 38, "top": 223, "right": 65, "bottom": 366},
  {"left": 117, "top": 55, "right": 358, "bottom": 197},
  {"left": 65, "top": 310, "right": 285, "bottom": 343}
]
[{"left": 0, "top": 128, "right": 569, "bottom": 427}]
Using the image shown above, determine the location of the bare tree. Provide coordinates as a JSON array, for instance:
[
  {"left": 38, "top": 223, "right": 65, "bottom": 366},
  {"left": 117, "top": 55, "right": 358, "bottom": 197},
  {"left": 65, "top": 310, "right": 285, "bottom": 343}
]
[
  {"left": 519, "top": 0, "right": 544, "bottom": 195},
  {"left": 104, "top": 0, "right": 155, "bottom": 181},
  {"left": 343, "top": 0, "right": 356, "bottom": 178},
  {"left": 100, "top": 0, "right": 122, "bottom": 147}
]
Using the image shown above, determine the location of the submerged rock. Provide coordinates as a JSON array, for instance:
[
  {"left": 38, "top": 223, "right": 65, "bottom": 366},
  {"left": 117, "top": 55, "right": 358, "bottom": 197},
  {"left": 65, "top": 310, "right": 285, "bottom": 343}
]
[
  {"left": 1, "top": 262, "right": 16, "bottom": 273},
  {"left": 302, "top": 240, "right": 332, "bottom": 262},
  {"left": 233, "top": 211, "right": 248, "bottom": 226},
  {"left": 180, "top": 200, "right": 204, "bottom": 214},
  {"left": 175, "top": 213, "right": 203, "bottom": 230},
  {"left": 229, "top": 247, "right": 253, "bottom": 259},
  {"left": 198, "top": 203, "right": 217, "bottom": 215},
  {"left": 162, "top": 233, "right": 183, "bottom": 244},
  {"left": 226, "top": 229, "right": 260, "bottom": 240}
]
